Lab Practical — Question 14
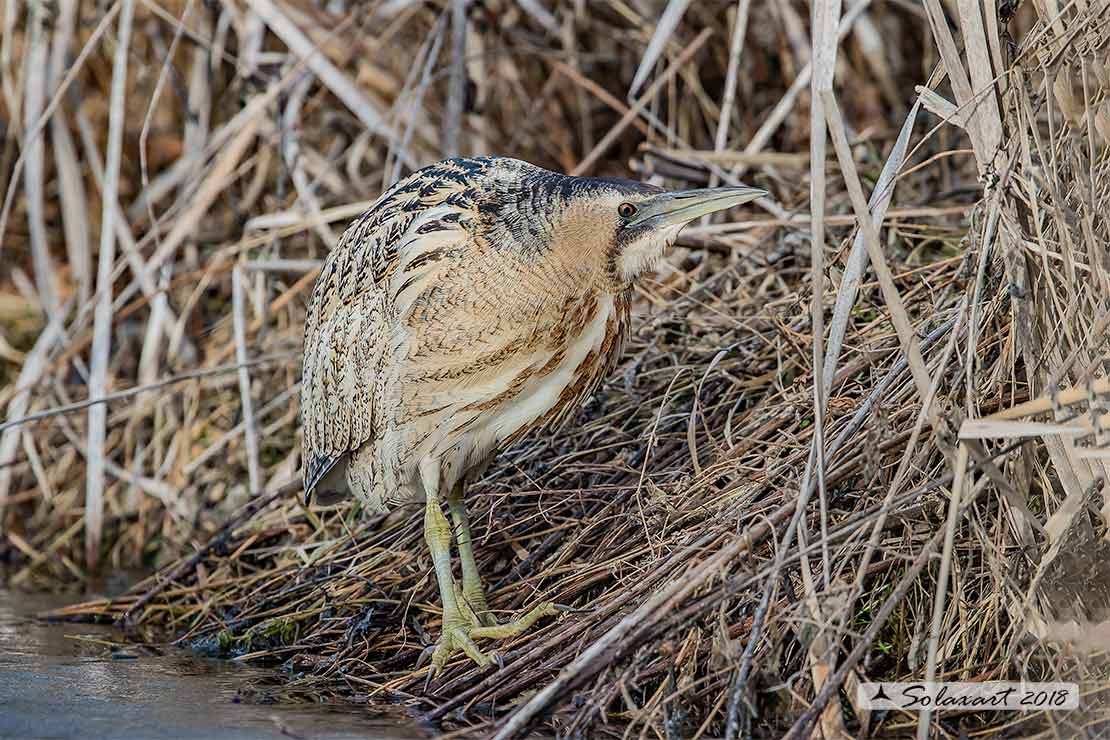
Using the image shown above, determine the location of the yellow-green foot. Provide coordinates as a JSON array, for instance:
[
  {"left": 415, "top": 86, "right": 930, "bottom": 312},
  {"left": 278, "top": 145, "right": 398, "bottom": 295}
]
[{"left": 429, "top": 600, "right": 559, "bottom": 675}]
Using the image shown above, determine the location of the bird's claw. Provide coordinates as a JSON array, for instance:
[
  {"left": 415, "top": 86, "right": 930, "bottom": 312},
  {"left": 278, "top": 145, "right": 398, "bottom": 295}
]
[
  {"left": 469, "top": 600, "right": 498, "bottom": 628},
  {"left": 422, "top": 658, "right": 437, "bottom": 694},
  {"left": 552, "top": 603, "right": 590, "bottom": 614}
]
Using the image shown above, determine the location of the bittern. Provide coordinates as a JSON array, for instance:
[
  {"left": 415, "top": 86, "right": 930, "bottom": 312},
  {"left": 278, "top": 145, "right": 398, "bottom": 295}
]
[{"left": 301, "top": 156, "right": 763, "bottom": 673}]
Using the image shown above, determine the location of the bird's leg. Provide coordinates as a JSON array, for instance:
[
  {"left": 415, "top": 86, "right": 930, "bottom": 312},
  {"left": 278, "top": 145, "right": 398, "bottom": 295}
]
[
  {"left": 421, "top": 461, "right": 558, "bottom": 677},
  {"left": 446, "top": 482, "right": 496, "bottom": 627},
  {"left": 445, "top": 482, "right": 559, "bottom": 642},
  {"left": 424, "top": 485, "right": 491, "bottom": 673}
]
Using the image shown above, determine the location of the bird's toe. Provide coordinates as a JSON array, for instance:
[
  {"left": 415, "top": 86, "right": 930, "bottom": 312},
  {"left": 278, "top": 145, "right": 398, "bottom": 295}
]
[
  {"left": 431, "top": 623, "right": 494, "bottom": 674},
  {"left": 469, "top": 601, "right": 559, "bottom": 640}
]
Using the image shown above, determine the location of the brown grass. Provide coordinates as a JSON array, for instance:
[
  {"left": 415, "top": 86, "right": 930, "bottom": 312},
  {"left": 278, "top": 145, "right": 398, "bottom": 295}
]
[{"left": 2, "top": 0, "right": 1109, "bottom": 737}]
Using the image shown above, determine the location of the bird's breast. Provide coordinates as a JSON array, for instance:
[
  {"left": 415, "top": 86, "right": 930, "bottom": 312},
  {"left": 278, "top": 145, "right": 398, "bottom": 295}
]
[
  {"left": 397, "top": 277, "right": 628, "bottom": 487},
  {"left": 493, "top": 291, "right": 627, "bottom": 449},
  {"left": 491, "top": 296, "right": 612, "bottom": 434}
]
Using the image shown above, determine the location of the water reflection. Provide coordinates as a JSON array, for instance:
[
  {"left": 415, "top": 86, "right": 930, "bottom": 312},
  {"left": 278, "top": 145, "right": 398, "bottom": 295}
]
[{"left": 0, "top": 590, "right": 427, "bottom": 740}]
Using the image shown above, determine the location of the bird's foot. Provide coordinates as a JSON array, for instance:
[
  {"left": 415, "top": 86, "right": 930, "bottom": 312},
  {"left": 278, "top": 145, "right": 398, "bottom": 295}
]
[
  {"left": 430, "top": 621, "right": 496, "bottom": 674},
  {"left": 429, "top": 600, "right": 559, "bottom": 676}
]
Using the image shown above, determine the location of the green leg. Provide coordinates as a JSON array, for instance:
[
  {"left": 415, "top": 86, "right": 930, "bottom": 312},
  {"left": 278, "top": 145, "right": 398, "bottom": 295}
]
[
  {"left": 447, "top": 482, "right": 496, "bottom": 627},
  {"left": 420, "top": 462, "right": 559, "bottom": 676},
  {"left": 422, "top": 467, "right": 490, "bottom": 674},
  {"left": 445, "top": 479, "right": 558, "bottom": 640}
]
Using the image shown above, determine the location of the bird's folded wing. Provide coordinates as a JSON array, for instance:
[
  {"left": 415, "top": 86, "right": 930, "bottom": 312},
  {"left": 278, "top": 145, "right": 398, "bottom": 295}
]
[
  {"left": 300, "top": 205, "right": 405, "bottom": 494},
  {"left": 300, "top": 178, "right": 474, "bottom": 494}
]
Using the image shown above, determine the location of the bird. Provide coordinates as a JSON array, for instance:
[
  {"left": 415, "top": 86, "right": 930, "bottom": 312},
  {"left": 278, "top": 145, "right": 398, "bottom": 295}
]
[{"left": 300, "top": 156, "right": 764, "bottom": 674}]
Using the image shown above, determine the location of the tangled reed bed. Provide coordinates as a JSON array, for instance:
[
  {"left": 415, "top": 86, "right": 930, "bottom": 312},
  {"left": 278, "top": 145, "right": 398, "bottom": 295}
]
[{"left": 2, "top": 0, "right": 1110, "bottom": 737}]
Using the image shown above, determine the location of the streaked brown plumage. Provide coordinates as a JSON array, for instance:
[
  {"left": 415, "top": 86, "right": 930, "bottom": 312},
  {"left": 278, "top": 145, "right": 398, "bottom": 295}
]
[{"left": 301, "top": 156, "right": 763, "bottom": 672}]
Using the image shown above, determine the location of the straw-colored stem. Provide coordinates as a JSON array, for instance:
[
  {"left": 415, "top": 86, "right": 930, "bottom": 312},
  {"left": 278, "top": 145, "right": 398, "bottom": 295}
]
[{"left": 86, "top": 0, "right": 137, "bottom": 568}]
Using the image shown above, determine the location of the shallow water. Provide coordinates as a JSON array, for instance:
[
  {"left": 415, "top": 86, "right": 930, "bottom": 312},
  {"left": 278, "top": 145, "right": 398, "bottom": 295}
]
[{"left": 0, "top": 590, "right": 428, "bottom": 740}]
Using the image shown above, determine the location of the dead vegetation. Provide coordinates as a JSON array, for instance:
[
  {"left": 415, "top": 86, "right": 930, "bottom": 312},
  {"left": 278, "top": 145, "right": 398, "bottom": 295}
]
[{"left": 2, "top": 0, "right": 1109, "bottom": 737}]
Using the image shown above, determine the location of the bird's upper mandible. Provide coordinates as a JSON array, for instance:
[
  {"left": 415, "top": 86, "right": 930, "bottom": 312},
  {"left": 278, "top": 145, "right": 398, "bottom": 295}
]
[{"left": 300, "top": 156, "right": 764, "bottom": 501}]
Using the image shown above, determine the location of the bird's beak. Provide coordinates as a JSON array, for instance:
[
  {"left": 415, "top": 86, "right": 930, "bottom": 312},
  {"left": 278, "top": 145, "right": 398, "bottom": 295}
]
[{"left": 627, "top": 184, "right": 766, "bottom": 229}]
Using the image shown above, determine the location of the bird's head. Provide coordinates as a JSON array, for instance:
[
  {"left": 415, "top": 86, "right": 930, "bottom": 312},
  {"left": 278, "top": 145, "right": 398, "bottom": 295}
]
[
  {"left": 562, "top": 180, "right": 767, "bottom": 284},
  {"left": 477, "top": 158, "right": 765, "bottom": 287}
]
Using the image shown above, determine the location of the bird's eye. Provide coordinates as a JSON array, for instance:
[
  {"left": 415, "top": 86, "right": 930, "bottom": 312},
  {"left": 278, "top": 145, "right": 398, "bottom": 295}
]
[{"left": 618, "top": 202, "right": 637, "bottom": 219}]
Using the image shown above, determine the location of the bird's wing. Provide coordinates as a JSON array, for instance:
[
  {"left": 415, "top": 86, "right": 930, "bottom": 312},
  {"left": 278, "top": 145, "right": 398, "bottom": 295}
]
[
  {"left": 301, "top": 230, "right": 390, "bottom": 495},
  {"left": 301, "top": 160, "right": 492, "bottom": 495},
  {"left": 301, "top": 194, "right": 408, "bottom": 494}
]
